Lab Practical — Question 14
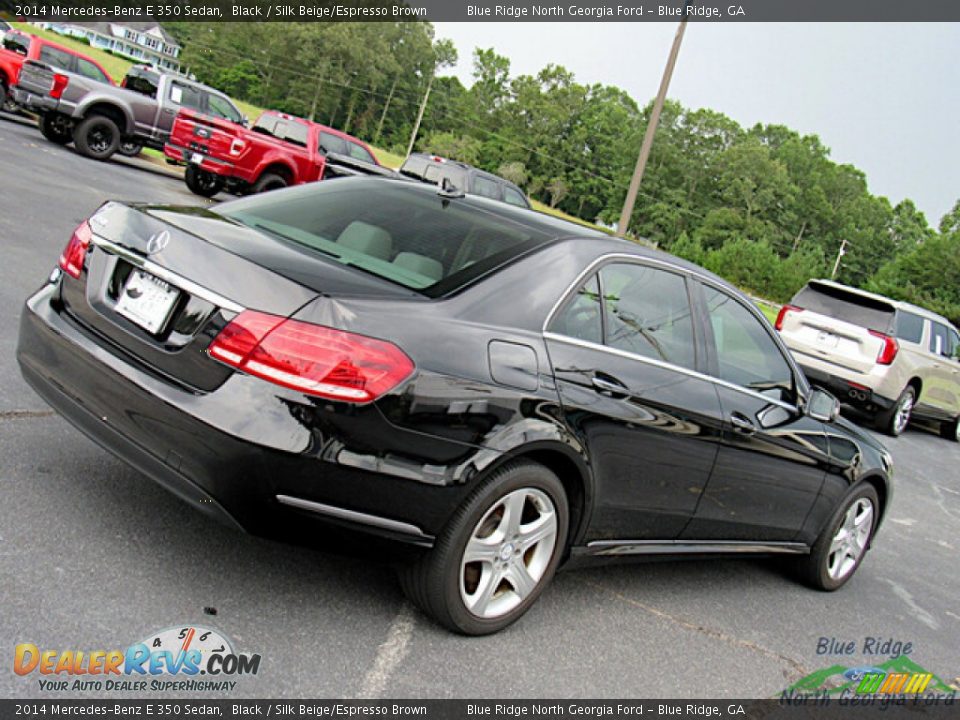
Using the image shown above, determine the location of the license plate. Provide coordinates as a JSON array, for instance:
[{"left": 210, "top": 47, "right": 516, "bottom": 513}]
[
  {"left": 115, "top": 270, "right": 179, "bottom": 334},
  {"left": 190, "top": 152, "right": 204, "bottom": 164}
]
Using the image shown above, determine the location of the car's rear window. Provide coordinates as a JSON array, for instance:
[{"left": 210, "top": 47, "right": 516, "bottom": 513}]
[
  {"left": 791, "top": 282, "right": 895, "bottom": 333},
  {"left": 216, "top": 180, "right": 555, "bottom": 297}
]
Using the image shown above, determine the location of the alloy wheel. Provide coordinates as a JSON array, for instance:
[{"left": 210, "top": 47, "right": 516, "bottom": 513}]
[
  {"left": 459, "top": 487, "right": 558, "bottom": 619},
  {"left": 826, "top": 497, "right": 874, "bottom": 581},
  {"left": 893, "top": 394, "right": 913, "bottom": 434}
]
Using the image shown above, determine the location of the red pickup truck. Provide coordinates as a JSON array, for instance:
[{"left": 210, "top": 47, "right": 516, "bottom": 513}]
[
  {"left": 1, "top": 29, "right": 112, "bottom": 112},
  {"left": 164, "top": 109, "right": 381, "bottom": 197}
]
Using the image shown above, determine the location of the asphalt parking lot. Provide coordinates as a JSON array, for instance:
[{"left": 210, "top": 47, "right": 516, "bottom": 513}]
[{"left": 1, "top": 114, "right": 958, "bottom": 700}]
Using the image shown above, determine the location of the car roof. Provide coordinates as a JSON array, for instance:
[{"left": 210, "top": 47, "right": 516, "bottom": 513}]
[{"left": 806, "top": 278, "right": 955, "bottom": 327}]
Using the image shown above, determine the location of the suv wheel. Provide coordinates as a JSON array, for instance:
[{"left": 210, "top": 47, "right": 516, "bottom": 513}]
[
  {"left": 398, "top": 461, "right": 568, "bottom": 635},
  {"left": 185, "top": 165, "right": 224, "bottom": 198},
  {"left": 795, "top": 483, "right": 879, "bottom": 591},
  {"left": 940, "top": 417, "right": 960, "bottom": 443},
  {"left": 877, "top": 386, "right": 915, "bottom": 436},
  {"left": 39, "top": 114, "right": 73, "bottom": 145},
  {"left": 74, "top": 115, "right": 121, "bottom": 161}
]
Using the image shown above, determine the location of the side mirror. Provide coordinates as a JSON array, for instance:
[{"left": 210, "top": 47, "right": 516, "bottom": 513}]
[
  {"left": 240, "top": 115, "right": 249, "bottom": 128},
  {"left": 806, "top": 387, "right": 840, "bottom": 422}
]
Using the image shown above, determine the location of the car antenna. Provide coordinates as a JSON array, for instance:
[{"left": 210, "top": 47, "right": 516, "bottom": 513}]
[{"left": 437, "top": 177, "right": 465, "bottom": 199}]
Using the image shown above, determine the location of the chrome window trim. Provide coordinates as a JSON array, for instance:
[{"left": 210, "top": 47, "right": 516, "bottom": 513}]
[
  {"left": 542, "top": 252, "right": 805, "bottom": 412},
  {"left": 543, "top": 331, "right": 800, "bottom": 413},
  {"left": 92, "top": 235, "right": 246, "bottom": 314}
]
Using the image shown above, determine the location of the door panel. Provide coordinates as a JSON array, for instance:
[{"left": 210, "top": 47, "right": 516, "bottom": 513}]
[{"left": 683, "top": 283, "right": 828, "bottom": 541}]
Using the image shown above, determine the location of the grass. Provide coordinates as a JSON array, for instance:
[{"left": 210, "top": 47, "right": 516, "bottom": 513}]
[{"left": 757, "top": 301, "right": 780, "bottom": 324}]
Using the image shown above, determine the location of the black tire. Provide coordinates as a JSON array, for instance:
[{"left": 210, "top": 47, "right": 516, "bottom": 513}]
[
  {"left": 251, "top": 172, "right": 288, "bottom": 194},
  {"left": 184, "top": 165, "right": 225, "bottom": 198},
  {"left": 117, "top": 140, "right": 143, "bottom": 157},
  {"left": 795, "top": 483, "right": 880, "bottom": 591},
  {"left": 940, "top": 417, "right": 960, "bottom": 442},
  {"left": 73, "top": 114, "right": 121, "bottom": 161},
  {"left": 875, "top": 386, "right": 915, "bottom": 437},
  {"left": 39, "top": 114, "right": 72, "bottom": 145},
  {"left": 398, "top": 461, "right": 569, "bottom": 635}
]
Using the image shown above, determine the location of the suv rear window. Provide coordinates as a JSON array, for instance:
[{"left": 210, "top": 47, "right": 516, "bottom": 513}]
[
  {"left": 217, "top": 181, "right": 554, "bottom": 297},
  {"left": 790, "top": 282, "right": 895, "bottom": 333}
]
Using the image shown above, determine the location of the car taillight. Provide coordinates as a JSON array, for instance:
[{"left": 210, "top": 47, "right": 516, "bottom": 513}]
[
  {"left": 207, "top": 310, "right": 414, "bottom": 403},
  {"left": 774, "top": 304, "right": 803, "bottom": 331},
  {"left": 58, "top": 221, "right": 92, "bottom": 279},
  {"left": 869, "top": 330, "right": 899, "bottom": 365},
  {"left": 50, "top": 73, "right": 69, "bottom": 99}
]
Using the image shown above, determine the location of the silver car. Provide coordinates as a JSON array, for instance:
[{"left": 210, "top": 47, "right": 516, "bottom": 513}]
[{"left": 776, "top": 279, "right": 960, "bottom": 440}]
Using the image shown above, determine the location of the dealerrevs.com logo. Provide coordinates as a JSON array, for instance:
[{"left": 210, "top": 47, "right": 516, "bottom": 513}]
[{"left": 14, "top": 625, "right": 262, "bottom": 693}]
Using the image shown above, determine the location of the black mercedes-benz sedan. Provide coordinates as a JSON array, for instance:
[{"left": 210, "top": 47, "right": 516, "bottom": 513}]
[{"left": 17, "top": 177, "right": 892, "bottom": 635}]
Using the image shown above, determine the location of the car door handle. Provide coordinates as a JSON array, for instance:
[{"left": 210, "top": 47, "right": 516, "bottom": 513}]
[
  {"left": 591, "top": 375, "right": 629, "bottom": 397},
  {"left": 730, "top": 412, "right": 756, "bottom": 435},
  {"left": 163, "top": 107, "right": 177, "bottom": 115}
]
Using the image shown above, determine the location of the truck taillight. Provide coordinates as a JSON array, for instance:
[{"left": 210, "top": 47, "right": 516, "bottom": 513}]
[
  {"left": 774, "top": 304, "right": 803, "bottom": 331},
  {"left": 207, "top": 310, "right": 414, "bottom": 403},
  {"left": 50, "top": 73, "right": 69, "bottom": 99},
  {"left": 869, "top": 330, "right": 899, "bottom": 365},
  {"left": 229, "top": 138, "right": 246, "bottom": 156},
  {"left": 59, "top": 221, "right": 92, "bottom": 279}
]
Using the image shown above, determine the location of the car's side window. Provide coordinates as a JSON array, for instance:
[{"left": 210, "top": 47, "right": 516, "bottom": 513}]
[
  {"left": 948, "top": 328, "right": 960, "bottom": 361},
  {"left": 549, "top": 273, "right": 603, "bottom": 346},
  {"left": 207, "top": 94, "right": 241, "bottom": 123},
  {"left": 39, "top": 45, "right": 73, "bottom": 70},
  {"left": 473, "top": 175, "right": 501, "bottom": 200},
  {"left": 75, "top": 58, "right": 109, "bottom": 84},
  {"left": 600, "top": 263, "right": 696, "bottom": 371},
  {"left": 170, "top": 82, "right": 203, "bottom": 110},
  {"left": 318, "top": 131, "right": 347, "bottom": 156},
  {"left": 504, "top": 187, "right": 528, "bottom": 208},
  {"left": 930, "top": 322, "right": 949, "bottom": 357},
  {"left": 348, "top": 142, "right": 375, "bottom": 164},
  {"left": 895, "top": 311, "right": 924, "bottom": 344},
  {"left": 702, "top": 284, "right": 794, "bottom": 401}
]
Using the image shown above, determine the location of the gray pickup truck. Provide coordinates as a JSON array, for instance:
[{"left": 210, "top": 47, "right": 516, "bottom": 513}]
[{"left": 15, "top": 63, "right": 243, "bottom": 161}]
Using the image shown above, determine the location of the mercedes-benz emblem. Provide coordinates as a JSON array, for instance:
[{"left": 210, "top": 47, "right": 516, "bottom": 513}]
[{"left": 146, "top": 230, "right": 171, "bottom": 255}]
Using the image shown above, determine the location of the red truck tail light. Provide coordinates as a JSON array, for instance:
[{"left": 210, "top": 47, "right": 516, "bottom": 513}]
[
  {"left": 50, "top": 73, "right": 70, "bottom": 99},
  {"left": 229, "top": 138, "right": 246, "bottom": 156},
  {"left": 58, "top": 221, "right": 92, "bottom": 279},
  {"left": 208, "top": 310, "right": 414, "bottom": 403},
  {"left": 774, "top": 304, "right": 803, "bottom": 331},
  {"left": 869, "top": 330, "right": 899, "bottom": 365}
]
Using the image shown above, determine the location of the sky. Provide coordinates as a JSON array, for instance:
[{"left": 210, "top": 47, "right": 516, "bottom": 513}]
[{"left": 432, "top": 22, "right": 960, "bottom": 227}]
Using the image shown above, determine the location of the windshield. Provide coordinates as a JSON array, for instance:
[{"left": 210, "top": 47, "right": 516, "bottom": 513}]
[{"left": 216, "top": 180, "right": 556, "bottom": 297}]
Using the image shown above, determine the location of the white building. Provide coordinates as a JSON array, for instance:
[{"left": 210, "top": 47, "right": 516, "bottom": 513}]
[{"left": 33, "top": 21, "right": 181, "bottom": 73}]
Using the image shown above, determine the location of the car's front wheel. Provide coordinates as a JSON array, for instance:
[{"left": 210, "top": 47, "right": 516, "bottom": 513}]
[
  {"left": 940, "top": 417, "right": 960, "bottom": 443},
  {"left": 399, "top": 461, "right": 568, "bottom": 635},
  {"left": 796, "top": 483, "right": 879, "bottom": 591}
]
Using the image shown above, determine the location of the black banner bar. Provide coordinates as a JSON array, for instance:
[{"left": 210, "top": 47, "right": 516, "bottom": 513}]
[{"left": 3, "top": 0, "right": 960, "bottom": 22}]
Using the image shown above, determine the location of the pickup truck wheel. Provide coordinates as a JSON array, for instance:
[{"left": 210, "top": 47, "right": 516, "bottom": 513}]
[
  {"left": 185, "top": 165, "right": 224, "bottom": 198},
  {"left": 74, "top": 115, "right": 121, "bottom": 161},
  {"left": 251, "top": 173, "right": 288, "bottom": 193},
  {"left": 39, "top": 114, "right": 73, "bottom": 145},
  {"left": 118, "top": 141, "right": 143, "bottom": 157}
]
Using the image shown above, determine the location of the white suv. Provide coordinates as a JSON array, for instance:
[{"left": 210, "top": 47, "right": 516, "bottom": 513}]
[{"left": 776, "top": 279, "right": 960, "bottom": 440}]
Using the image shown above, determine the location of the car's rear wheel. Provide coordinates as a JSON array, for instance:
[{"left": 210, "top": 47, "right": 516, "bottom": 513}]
[
  {"left": 39, "top": 113, "right": 73, "bottom": 145},
  {"left": 876, "top": 386, "right": 915, "bottom": 436},
  {"left": 185, "top": 165, "right": 224, "bottom": 198},
  {"left": 1, "top": 83, "right": 15, "bottom": 113},
  {"left": 118, "top": 140, "right": 143, "bottom": 157},
  {"left": 796, "top": 483, "right": 879, "bottom": 591},
  {"left": 251, "top": 172, "right": 288, "bottom": 193},
  {"left": 940, "top": 417, "right": 960, "bottom": 442},
  {"left": 74, "top": 115, "right": 121, "bottom": 161},
  {"left": 399, "top": 461, "right": 568, "bottom": 635}
]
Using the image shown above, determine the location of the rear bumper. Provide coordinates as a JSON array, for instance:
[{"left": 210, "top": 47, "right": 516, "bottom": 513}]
[
  {"left": 16, "top": 283, "right": 468, "bottom": 548},
  {"left": 797, "top": 363, "right": 896, "bottom": 412},
  {"left": 164, "top": 143, "right": 240, "bottom": 179},
  {"left": 11, "top": 86, "right": 59, "bottom": 113}
]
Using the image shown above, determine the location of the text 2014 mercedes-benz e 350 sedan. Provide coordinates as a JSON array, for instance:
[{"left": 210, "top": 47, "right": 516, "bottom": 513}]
[{"left": 17, "top": 177, "right": 892, "bottom": 634}]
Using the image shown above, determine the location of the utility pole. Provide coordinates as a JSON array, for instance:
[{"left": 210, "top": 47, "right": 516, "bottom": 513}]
[
  {"left": 831, "top": 239, "right": 848, "bottom": 279},
  {"left": 617, "top": 3, "right": 692, "bottom": 237},
  {"left": 406, "top": 71, "right": 434, "bottom": 158}
]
